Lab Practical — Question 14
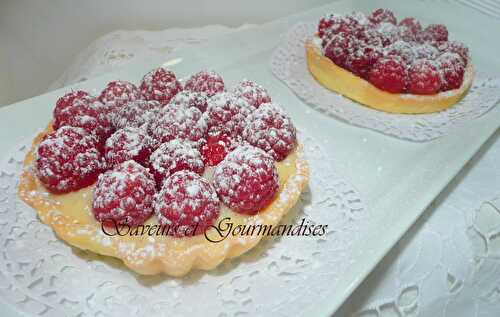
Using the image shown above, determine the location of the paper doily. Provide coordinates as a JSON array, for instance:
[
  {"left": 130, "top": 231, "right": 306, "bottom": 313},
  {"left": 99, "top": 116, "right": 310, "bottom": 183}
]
[
  {"left": 0, "top": 132, "right": 369, "bottom": 317},
  {"left": 270, "top": 22, "right": 500, "bottom": 142}
]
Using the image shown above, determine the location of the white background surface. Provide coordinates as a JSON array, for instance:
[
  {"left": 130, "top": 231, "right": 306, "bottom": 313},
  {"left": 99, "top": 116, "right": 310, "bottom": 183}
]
[
  {"left": 0, "top": 1, "right": 499, "bottom": 316},
  {"left": 0, "top": 0, "right": 330, "bottom": 107}
]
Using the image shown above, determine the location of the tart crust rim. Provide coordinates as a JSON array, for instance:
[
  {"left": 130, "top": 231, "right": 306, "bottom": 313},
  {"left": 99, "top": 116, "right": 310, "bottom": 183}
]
[
  {"left": 305, "top": 38, "right": 474, "bottom": 114},
  {"left": 18, "top": 125, "right": 309, "bottom": 276}
]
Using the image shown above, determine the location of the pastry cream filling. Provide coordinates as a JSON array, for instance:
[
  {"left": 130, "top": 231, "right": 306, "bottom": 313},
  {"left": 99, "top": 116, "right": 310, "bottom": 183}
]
[
  {"left": 19, "top": 127, "right": 309, "bottom": 276},
  {"left": 306, "top": 37, "right": 474, "bottom": 114}
]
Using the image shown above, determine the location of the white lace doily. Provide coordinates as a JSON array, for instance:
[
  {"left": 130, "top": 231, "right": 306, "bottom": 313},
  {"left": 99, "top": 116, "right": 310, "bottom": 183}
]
[
  {"left": 11, "top": 17, "right": 500, "bottom": 317},
  {"left": 336, "top": 131, "right": 500, "bottom": 317},
  {"left": 0, "top": 132, "right": 369, "bottom": 317},
  {"left": 270, "top": 22, "right": 500, "bottom": 142},
  {"left": 48, "top": 25, "right": 254, "bottom": 91}
]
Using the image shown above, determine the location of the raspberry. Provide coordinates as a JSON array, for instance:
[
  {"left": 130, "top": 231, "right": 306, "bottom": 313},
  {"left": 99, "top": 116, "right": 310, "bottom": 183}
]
[
  {"left": 398, "top": 17, "right": 422, "bottom": 42},
  {"left": 53, "top": 90, "right": 92, "bottom": 120},
  {"left": 399, "top": 17, "right": 422, "bottom": 34},
  {"left": 201, "top": 133, "right": 231, "bottom": 167},
  {"left": 98, "top": 80, "right": 142, "bottom": 111},
  {"left": 318, "top": 14, "right": 363, "bottom": 39},
  {"left": 386, "top": 40, "right": 416, "bottom": 64},
  {"left": 318, "top": 15, "right": 335, "bottom": 38},
  {"left": 232, "top": 79, "right": 272, "bottom": 109},
  {"left": 438, "top": 41, "right": 469, "bottom": 64},
  {"left": 369, "top": 9, "right": 397, "bottom": 25},
  {"left": 149, "top": 139, "right": 204, "bottom": 188},
  {"left": 213, "top": 145, "right": 279, "bottom": 215},
  {"left": 243, "top": 103, "right": 297, "bottom": 161},
  {"left": 112, "top": 99, "right": 162, "bottom": 129},
  {"left": 408, "top": 59, "right": 442, "bottom": 95},
  {"left": 357, "top": 28, "right": 385, "bottom": 47},
  {"left": 346, "top": 45, "right": 383, "bottom": 79},
  {"left": 324, "top": 33, "right": 356, "bottom": 68},
  {"left": 92, "top": 160, "right": 156, "bottom": 227},
  {"left": 168, "top": 90, "right": 209, "bottom": 113},
  {"left": 140, "top": 67, "right": 182, "bottom": 105},
  {"left": 369, "top": 57, "right": 408, "bottom": 93},
  {"left": 184, "top": 71, "right": 225, "bottom": 97},
  {"left": 104, "top": 127, "right": 153, "bottom": 168},
  {"left": 154, "top": 171, "right": 219, "bottom": 237},
  {"left": 150, "top": 106, "right": 207, "bottom": 147},
  {"left": 375, "top": 22, "right": 400, "bottom": 47},
  {"left": 413, "top": 43, "right": 439, "bottom": 60},
  {"left": 35, "top": 126, "right": 103, "bottom": 194},
  {"left": 53, "top": 97, "right": 113, "bottom": 143},
  {"left": 438, "top": 53, "right": 465, "bottom": 91},
  {"left": 204, "top": 92, "right": 252, "bottom": 144},
  {"left": 423, "top": 24, "right": 448, "bottom": 42}
]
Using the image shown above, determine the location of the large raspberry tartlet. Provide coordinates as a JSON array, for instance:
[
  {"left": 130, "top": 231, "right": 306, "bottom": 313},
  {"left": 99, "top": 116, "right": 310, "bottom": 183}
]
[
  {"left": 18, "top": 70, "right": 309, "bottom": 276},
  {"left": 306, "top": 8, "right": 474, "bottom": 114}
]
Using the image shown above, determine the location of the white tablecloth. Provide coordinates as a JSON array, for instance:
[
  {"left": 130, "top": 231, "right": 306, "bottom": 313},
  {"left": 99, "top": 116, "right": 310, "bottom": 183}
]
[{"left": 48, "top": 17, "right": 500, "bottom": 317}]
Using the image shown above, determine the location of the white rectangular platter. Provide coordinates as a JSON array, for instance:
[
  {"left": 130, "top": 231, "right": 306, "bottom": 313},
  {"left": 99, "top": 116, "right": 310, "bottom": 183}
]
[{"left": 0, "top": 0, "right": 499, "bottom": 316}]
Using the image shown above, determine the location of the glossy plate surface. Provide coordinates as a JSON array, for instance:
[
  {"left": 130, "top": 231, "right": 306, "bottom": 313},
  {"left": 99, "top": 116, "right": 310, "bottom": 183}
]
[{"left": 0, "top": 0, "right": 499, "bottom": 316}]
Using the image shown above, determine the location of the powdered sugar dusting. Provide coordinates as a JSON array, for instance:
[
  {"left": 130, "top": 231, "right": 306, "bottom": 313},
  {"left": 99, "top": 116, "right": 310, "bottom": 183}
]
[
  {"left": 317, "top": 9, "right": 471, "bottom": 94},
  {"left": 153, "top": 170, "right": 220, "bottom": 236},
  {"left": 213, "top": 145, "right": 279, "bottom": 214},
  {"left": 232, "top": 79, "right": 272, "bottom": 109},
  {"left": 243, "top": 103, "right": 297, "bottom": 161},
  {"left": 149, "top": 139, "right": 204, "bottom": 186},
  {"left": 204, "top": 92, "right": 253, "bottom": 144},
  {"left": 104, "top": 127, "right": 153, "bottom": 167},
  {"left": 92, "top": 160, "right": 156, "bottom": 226}
]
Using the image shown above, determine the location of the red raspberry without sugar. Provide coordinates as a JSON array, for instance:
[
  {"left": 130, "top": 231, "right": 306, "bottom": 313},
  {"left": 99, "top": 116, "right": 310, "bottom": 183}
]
[
  {"left": 154, "top": 170, "right": 220, "bottom": 237},
  {"left": 53, "top": 90, "right": 93, "bottom": 120},
  {"left": 98, "top": 80, "right": 142, "bottom": 111},
  {"left": 243, "top": 103, "right": 297, "bottom": 161},
  {"left": 35, "top": 126, "right": 103, "bottom": 194},
  {"left": 104, "top": 127, "right": 153, "bottom": 168},
  {"left": 369, "top": 8, "right": 397, "bottom": 25},
  {"left": 369, "top": 57, "right": 408, "bottom": 93},
  {"left": 213, "top": 145, "right": 279, "bottom": 215},
  {"left": 204, "top": 92, "right": 252, "bottom": 144},
  {"left": 201, "top": 133, "right": 231, "bottom": 167},
  {"left": 150, "top": 106, "right": 207, "bottom": 147},
  {"left": 53, "top": 98, "right": 114, "bottom": 144},
  {"left": 408, "top": 59, "right": 442, "bottom": 95},
  {"left": 168, "top": 90, "right": 209, "bottom": 113},
  {"left": 112, "top": 99, "right": 163, "bottom": 129},
  {"left": 438, "top": 53, "right": 465, "bottom": 91},
  {"left": 184, "top": 71, "right": 225, "bottom": 97},
  {"left": 140, "top": 67, "right": 182, "bottom": 105},
  {"left": 232, "top": 79, "right": 272, "bottom": 109},
  {"left": 92, "top": 160, "right": 156, "bottom": 227},
  {"left": 149, "top": 139, "right": 204, "bottom": 188}
]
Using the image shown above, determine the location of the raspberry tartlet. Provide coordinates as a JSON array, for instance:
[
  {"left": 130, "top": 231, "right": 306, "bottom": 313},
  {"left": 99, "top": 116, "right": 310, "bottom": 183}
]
[
  {"left": 18, "top": 69, "right": 309, "bottom": 276},
  {"left": 306, "top": 8, "right": 474, "bottom": 113}
]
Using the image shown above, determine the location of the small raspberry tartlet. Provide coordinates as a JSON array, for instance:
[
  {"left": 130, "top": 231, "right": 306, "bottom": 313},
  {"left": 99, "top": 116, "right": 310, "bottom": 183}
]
[
  {"left": 306, "top": 8, "right": 474, "bottom": 113},
  {"left": 19, "top": 69, "right": 309, "bottom": 276}
]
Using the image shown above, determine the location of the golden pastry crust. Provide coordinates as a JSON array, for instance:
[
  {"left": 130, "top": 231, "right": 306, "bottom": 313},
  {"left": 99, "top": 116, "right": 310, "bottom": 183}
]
[
  {"left": 305, "top": 38, "right": 474, "bottom": 114},
  {"left": 18, "top": 125, "right": 309, "bottom": 276}
]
